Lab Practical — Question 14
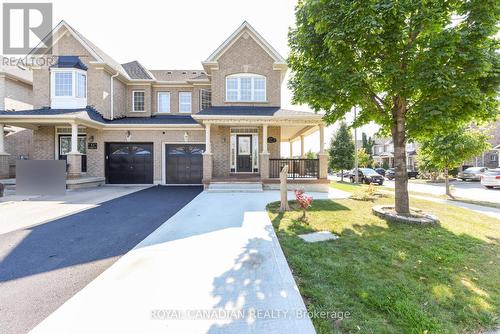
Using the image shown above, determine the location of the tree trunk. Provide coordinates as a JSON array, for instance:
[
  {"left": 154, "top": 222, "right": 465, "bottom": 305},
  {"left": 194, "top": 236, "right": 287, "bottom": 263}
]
[
  {"left": 279, "top": 166, "right": 290, "bottom": 212},
  {"left": 340, "top": 169, "right": 344, "bottom": 182},
  {"left": 391, "top": 96, "right": 410, "bottom": 216},
  {"left": 444, "top": 167, "right": 454, "bottom": 199}
]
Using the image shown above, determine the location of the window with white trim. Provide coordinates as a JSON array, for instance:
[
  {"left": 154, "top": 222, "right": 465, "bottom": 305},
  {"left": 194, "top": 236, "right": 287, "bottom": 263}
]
[
  {"left": 179, "top": 92, "right": 192, "bottom": 113},
  {"left": 133, "top": 91, "right": 145, "bottom": 112},
  {"left": 76, "top": 72, "right": 86, "bottom": 98},
  {"left": 157, "top": 92, "right": 170, "bottom": 113},
  {"left": 54, "top": 72, "right": 73, "bottom": 96},
  {"left": 225, "top": 74, "right": 266, "bottom": 102}
]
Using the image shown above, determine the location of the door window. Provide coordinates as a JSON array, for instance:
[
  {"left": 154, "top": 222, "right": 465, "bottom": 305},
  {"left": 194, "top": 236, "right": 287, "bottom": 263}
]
[
  {"left": 238, "top": 137, "right": 251, "bottom": 155},
  {"left": 59, "top": 136, "right": 86, "bottom": 156}
]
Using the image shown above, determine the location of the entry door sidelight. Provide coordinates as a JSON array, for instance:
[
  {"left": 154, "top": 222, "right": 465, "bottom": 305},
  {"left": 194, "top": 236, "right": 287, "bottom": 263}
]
[{"left": 236, "top": 135, "right": 252, "bottom": 172}]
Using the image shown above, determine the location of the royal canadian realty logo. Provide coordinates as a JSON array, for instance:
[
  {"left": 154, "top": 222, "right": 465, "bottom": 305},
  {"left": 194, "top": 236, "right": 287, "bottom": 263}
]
[{"left": 2, "top": 3, "right": 53, "bottom": 55}]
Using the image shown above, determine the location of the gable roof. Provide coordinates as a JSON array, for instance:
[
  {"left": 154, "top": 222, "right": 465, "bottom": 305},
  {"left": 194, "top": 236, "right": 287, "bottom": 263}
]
[
  {"left": 204, "top": 21, "right": 286, "bottom": 65},
  {"left": 122, "top": 61, "right": 153, "bottom": 80}
]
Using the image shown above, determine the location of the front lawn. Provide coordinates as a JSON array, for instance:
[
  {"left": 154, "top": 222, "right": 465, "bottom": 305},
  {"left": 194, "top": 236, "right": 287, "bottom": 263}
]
[{"left": 267, "top": 187, "right": 500, "bottom": 333}]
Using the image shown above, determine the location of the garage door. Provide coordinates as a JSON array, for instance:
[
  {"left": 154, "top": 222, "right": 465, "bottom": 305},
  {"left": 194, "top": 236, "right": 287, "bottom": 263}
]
[
  {"left": 106, "top": 143, "right": 153, "bottom": 184},
  {"left": 165, "top": 144, "right": 205, "bottom": 184}
]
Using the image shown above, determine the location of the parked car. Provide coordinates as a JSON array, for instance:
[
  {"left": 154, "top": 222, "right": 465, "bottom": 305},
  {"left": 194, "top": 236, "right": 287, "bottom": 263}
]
[
  {"left": 336, "top": 170, "right": 351, "bottom": 178},
  {"left": 480, "top": 169, "right": 500, "bottom": 189},
  {"left": 374, "top": 168, "right": 386, "bottom": 176},
  {"left": 386, "top": 168, "right": 419, "bottom": 180},
  {"left": 349, "top": 168, "right": 384, "bottom": 185},
  {"left": 458, "top": 167, "right": 488, "bottom": 181}
]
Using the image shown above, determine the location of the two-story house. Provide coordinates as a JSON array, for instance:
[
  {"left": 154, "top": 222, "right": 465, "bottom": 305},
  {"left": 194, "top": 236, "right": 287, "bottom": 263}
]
[
  {"left": 0, "top": 21, "right": 328, "bottom": 191},
  {"left": 372, "top": 137, "right": 418, "bottom": 171}
]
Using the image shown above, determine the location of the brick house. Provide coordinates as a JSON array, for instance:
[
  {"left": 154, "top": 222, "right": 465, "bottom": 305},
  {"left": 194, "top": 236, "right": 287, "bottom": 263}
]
[
  {"left": 0, "top": 21, "right": 328, "bottom": 190},
  {"left": 372, "top": 137, "right": 418, "bottom": 171}
]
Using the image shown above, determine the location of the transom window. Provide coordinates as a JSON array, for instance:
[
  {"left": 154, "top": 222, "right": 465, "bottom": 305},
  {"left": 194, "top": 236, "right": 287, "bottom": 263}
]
[
  {"left": 157, "top": 92, "right": 170, "bottom": 113},
  {"left": 226, "top": 74, "right": 266, "bottom": 102},
  {"left": 179, "top": 92, "right": 192, "bottom": 113},
  {"left": 133, "top": 91, "right": 145, "bottom": 112}
]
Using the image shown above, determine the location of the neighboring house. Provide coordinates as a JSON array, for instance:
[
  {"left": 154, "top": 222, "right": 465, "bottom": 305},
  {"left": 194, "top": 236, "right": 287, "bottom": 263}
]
[
  {"left": 372, "top": 137, "right": 418, "bottom": 171},
  {"left": 464, "top": 120, "right": 500, "bottom": 169},
  {"left": 0, "top": 21, "right": 327, "bottom": 190},
  {"left": 0, "top": 65, "right": 33, "bottom": 178}
]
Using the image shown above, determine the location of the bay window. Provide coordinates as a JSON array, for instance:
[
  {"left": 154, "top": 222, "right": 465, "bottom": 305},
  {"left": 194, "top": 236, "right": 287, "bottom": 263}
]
[
  {"left": 225, "top": 74, "right": 266, "bottom": 102},
  {"left": 51, "top": 68, "right": 87, "bottom": 109}
]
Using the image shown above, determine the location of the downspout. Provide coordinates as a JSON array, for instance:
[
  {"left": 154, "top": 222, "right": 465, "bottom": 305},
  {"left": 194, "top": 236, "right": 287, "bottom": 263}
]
[{"left": 110, "top": 71, "right": 119, "bottom": 120}]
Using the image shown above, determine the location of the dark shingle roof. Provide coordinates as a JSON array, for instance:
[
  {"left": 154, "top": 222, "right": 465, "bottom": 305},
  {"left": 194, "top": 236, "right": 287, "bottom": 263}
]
[
  {"left": 149, "top": 70, "right": 208, "bottom": 82},
  {"left": 52, "top": 56, "right": 88, "bottom": 70},
  {"left": 121, "top": 61, "right": 152, "bottom": 80},
  {"left": 0, "top": 107, "right": 197, "bottom": 125},
  {"left": 197, "top": 106, "right": 281, "bottom": 116}
]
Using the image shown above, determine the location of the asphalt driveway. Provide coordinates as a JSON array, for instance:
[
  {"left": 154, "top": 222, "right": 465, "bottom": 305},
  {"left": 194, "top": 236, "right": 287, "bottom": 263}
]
[{"left": 0, "top": 186, "right": 202, "bottom": 334}]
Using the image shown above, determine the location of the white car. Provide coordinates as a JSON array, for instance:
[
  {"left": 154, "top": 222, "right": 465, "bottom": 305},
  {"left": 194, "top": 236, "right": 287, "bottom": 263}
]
[{"left": 480, "top": 169, "right": 500, "bottom": 189}]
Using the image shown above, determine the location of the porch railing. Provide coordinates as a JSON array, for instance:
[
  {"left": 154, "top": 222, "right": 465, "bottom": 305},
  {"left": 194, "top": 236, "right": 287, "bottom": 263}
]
[{"left": 269, "top": 159, "right": 319, "bottom": 179}]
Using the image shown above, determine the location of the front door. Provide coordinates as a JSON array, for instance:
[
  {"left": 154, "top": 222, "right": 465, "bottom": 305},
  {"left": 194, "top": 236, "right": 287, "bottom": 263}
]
[
  {"left": 59, "top": 135, "right": 87, "bottom": 172},
  {"left": 236, "top": 135, "right": 252, "bottom": 172}
]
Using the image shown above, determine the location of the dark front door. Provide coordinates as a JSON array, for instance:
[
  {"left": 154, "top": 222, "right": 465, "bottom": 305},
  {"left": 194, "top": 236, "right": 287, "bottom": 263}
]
[
  {"left": 105, "top": 143, "right": 153, "bottom": 184},
  {"left": 236, "top": 135, "right": 252, "bottom": 172},
  {"left": 58, "top": 135, "right": 87, "bottom": 172},
  {"left": 165, "top": 144, "right": 205, "bottom": 184}
]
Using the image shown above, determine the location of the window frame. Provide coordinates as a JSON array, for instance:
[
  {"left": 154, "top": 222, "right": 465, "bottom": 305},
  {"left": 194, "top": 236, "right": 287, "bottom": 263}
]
[
  {"left": 157, "top": 91, "right": 171, "bottom": 113},
  {"left": 178, "top": 92, "right": 192, "bottom": 113},
  {"left": 132, "top": 90, "right": 146, "bottom": 112},
  {"left": 50, "top": 68, "right": 87, "bottom": 109},
  {"left": 200, "top": 89, "right": 212, "bottom": 111},
  {"left": 225, "top": 74, "right": 267, "bottom": 102}
]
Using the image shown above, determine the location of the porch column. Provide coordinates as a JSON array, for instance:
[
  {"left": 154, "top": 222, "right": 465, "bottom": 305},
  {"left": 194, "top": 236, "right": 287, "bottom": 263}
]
[
  {"left": 66, "top": 122, "right": 82, "bottom": 179},
  {"left": 300, "top": 135, "right": 305, "bottom": 158},
  {"left": 318, "top": 124, "right": 328, "bottom": 179},
  {"left": 289, "top": 141, "right": 293, "bottom": 158},
  {"left": 202, "top": 123, "right": 212, "bottom": 185},
  {"left": 260, "top": 124, "right": 270, "bottom": 179},
  {"left": 0, "top": 124, "right": 10, "bottom": 179}
]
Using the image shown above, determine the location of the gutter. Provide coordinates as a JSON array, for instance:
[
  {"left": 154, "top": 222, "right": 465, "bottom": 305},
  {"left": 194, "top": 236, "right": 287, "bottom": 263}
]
[{"left": 110, "top": 71, "right": 119, "bottom": 120}]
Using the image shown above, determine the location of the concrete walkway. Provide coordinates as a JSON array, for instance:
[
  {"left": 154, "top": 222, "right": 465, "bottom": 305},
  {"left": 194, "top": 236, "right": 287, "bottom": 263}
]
[{"left": 31, "top": 190, "right": 346, "bottom": 334}]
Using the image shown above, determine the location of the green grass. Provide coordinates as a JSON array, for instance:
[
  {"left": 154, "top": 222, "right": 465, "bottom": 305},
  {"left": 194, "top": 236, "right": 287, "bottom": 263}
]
[{"left": 267, "top": 188, "right": 500, "bottom": 333}]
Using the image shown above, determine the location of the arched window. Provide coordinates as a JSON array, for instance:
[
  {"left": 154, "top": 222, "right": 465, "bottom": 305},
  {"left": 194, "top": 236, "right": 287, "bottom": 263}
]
[{"left": 226, "top": 73, "right": 266, "bottom": 102}]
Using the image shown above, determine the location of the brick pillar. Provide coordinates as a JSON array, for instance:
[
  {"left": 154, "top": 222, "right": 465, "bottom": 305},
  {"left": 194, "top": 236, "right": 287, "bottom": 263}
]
[
  {"left": 260, "top": 153, "right": 270, "bottom": 179},
  {"left": 318, "top": 153, "right": 328, "bottom": 179},
  {"left": 66, "top": 153, "right": 82, "bottom": 179},
  {"left": 0, "top": 154, "right": 9, "bottom": 179},
  {"left": 202, "top": 152, "right": 212, "bottom": 185}
]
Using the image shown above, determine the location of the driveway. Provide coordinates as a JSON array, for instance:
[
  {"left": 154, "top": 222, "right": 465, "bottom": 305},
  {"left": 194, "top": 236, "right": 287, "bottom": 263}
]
[
  {"left": 29, "top": 190, "right": 344, "bottom": 334},
  {"left": 0, "top": 186, "right": 202, "bottom": 334}
]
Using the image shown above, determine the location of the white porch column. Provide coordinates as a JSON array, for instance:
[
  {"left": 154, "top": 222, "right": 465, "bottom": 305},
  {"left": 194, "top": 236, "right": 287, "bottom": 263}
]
[
  {"left": 300, "top": 135, "right": 305, "bottom": 158},
  {"left": 205, "top": 123, "right": 211, "bottom": 154},
  {"left": 262, "top": 124, "right": 268, "bottom": 154},
  {"left": 319, "top": 124, "right": 325, "bottom": 154},
  {"left": 0, "top": 124, "right": 5, "bottom": 154},
  {"left": 69, "top": 122, "right": 79, "bottom": 154},
  {"left": 289, "top": 141, "right": 293, "bottom": 158}
]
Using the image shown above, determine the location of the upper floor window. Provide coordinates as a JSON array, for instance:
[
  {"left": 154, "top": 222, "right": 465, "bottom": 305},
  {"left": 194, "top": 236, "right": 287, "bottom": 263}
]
[
  {"left": 200, "top": 89, "right": 212, "bottom": 110},
  {"left": 226, "top": 74, "right": 266, "bottom": 102},
  {"left": 132, "top": 91, "right": 145, "bottom": 112},
  {"left": 179, "top": 92, "right": 192, "bottom": 113},
  {"left": 157, "top": 92, "right": 170, "bottom": 113},
  {"left": 51, "top": 68, "right": 87, "bottom": 109}
]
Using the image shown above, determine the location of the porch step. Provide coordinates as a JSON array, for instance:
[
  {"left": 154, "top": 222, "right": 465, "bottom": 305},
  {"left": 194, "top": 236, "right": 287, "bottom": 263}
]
[{"left": 207, "top": 182, "right": 263, "bottom": 193}]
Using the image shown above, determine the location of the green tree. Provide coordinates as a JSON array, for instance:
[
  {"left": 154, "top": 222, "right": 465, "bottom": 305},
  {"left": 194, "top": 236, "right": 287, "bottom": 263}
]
[
  {"left": 305, "top": 150, "right": 317, "bottom": 159},
  {"left": 329, "top": 122, "right": 355, "bottom": 182},
  {"left": 418, "top": 127, "right": 490, "bottom": 197},
  {"left": 357, "top": 148, "right": 373, "bottom": 168},
  {"left": 288, "top": 0, "right": 499, "bottom": 215},
  {"left": 362, "top": 133, "right": 374, "bottom": 161}
]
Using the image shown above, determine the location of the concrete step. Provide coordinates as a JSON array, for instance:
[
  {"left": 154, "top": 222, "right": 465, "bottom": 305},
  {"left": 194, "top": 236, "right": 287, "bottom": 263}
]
[{"left": 207, "top": 182, "right": 263, "bottom": 193}]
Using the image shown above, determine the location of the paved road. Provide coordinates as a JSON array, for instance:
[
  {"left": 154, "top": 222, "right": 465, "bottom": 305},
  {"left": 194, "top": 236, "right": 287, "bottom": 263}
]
[
  {"left": 0, "top": 186, "right": 202, "bottom": 334},
  {"left": 383, "top": 179, "right": 500, "bottom": 203}
]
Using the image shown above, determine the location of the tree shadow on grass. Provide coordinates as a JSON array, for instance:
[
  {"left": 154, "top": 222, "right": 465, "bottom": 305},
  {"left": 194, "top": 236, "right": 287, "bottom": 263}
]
[{"left": 271, "top": 210, "right": 500, "bottom": 333}]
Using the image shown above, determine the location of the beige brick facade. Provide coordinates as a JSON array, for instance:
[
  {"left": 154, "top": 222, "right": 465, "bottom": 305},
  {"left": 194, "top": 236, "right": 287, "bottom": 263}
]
[{"left": 32, "top": 126, "right": 55, "bottom": 160}]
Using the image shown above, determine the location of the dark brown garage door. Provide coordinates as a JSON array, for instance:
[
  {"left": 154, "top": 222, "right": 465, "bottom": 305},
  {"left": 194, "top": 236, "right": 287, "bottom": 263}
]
[
  {"left": 165, "top": 144, "right": 205, "bottom": 184},
  {"left": 106, "top": 143, "right": 153, "bottom": 184}
]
